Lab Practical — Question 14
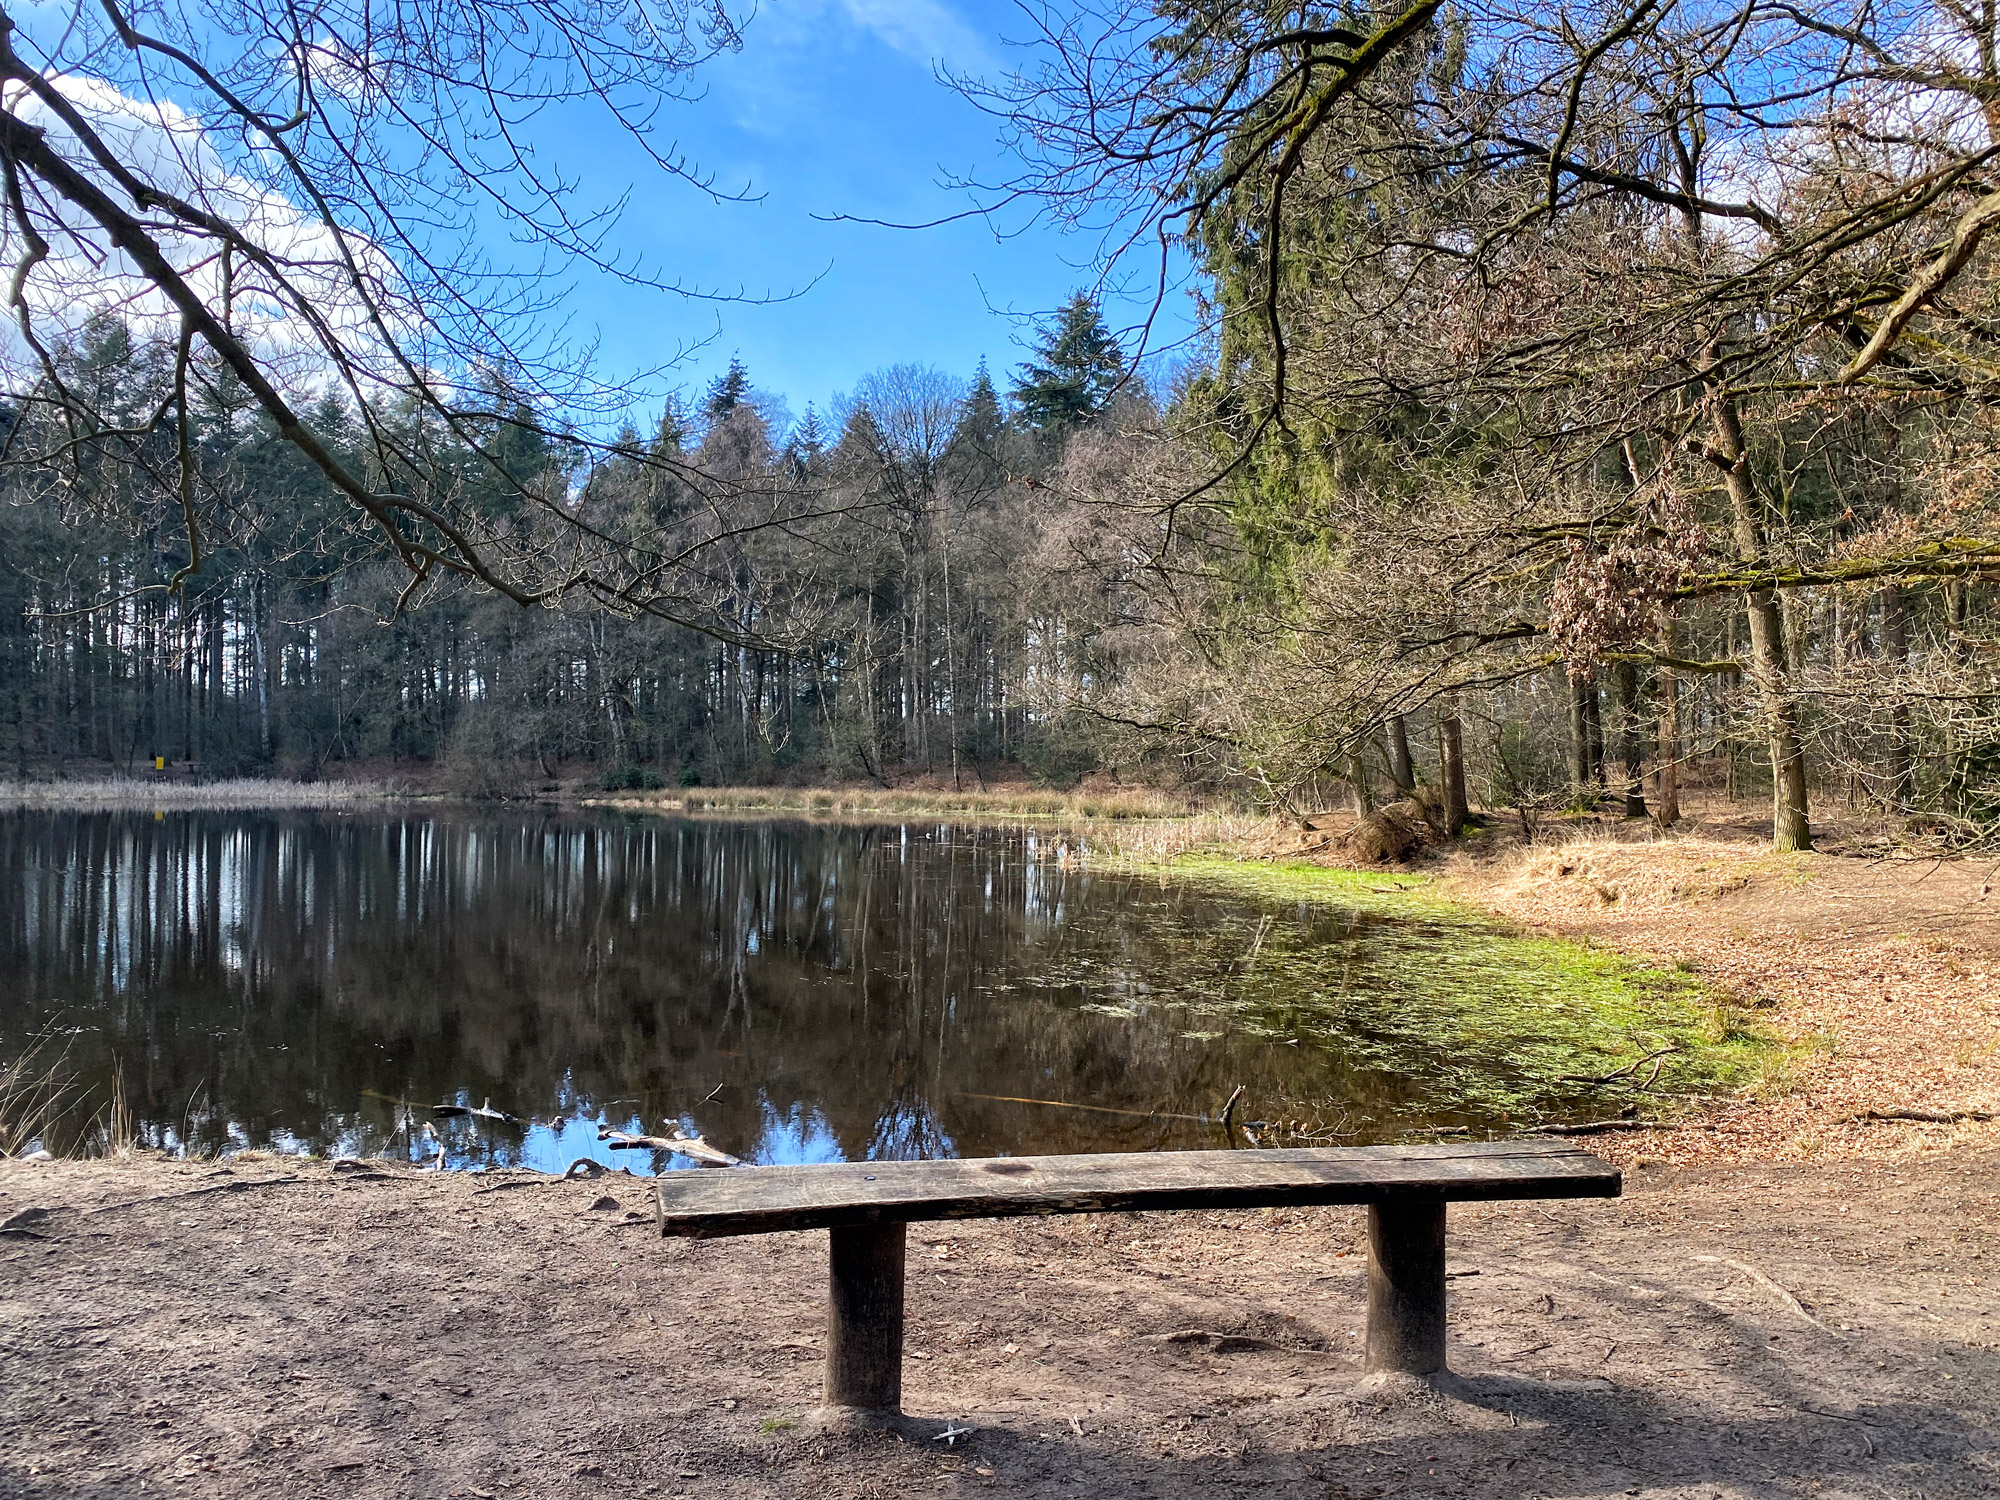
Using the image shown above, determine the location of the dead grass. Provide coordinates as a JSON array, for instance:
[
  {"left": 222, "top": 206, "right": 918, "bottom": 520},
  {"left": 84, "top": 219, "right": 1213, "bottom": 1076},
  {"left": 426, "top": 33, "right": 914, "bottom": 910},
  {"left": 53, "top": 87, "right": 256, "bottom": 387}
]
[
  {"left": 588, "top": 785, "right": 1197, "bottom": 821},
  {"left": 0, "top": 1037, "right": 78, "bottom": 1158},
  {"left": 0, "top": 777, "right": 405, "bottom": 810},
  {"left": 1077, "top": 808, "right": 1290, "bottom": 863},
  {"left": 1470, "top": 830, "right": 1809, "bottom": 911},
  {"left": 0, "top": 1040, "right": 142, "bottom": 1160}
]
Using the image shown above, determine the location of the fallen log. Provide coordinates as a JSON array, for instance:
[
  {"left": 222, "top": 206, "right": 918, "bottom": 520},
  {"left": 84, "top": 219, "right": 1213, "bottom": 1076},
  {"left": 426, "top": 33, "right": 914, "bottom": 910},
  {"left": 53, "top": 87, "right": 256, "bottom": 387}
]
[
  {"left": 597, "top": 1128, "right": 739, "bottom": 1167},
  {"left": 1531, "top": 1120, "right": 1669, "bottom": 1136}
]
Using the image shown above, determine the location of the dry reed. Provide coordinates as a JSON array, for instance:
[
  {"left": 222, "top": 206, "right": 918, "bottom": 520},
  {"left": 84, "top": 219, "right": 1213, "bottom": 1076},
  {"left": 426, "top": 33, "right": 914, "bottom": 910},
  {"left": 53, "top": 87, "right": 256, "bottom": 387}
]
[
  {"left": 605, "top": 785, "right": 1197, "bottom": 821},
  {"left": 1473, "top": 831, "right": 1794, "bottom": 912},
  {"left": 0, "top": 777, "right": 404, "bottom": 811},
  {"left": 0, "top": 1034, "right": 82, "bottom": 1157},
  {"left": 1078, "top": 809, "right": 1290, "bottom": 866}
]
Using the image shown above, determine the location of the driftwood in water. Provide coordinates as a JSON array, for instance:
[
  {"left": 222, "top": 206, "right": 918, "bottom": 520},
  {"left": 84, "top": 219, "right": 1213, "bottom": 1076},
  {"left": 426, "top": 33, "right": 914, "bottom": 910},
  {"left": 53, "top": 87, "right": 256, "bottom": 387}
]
[
  {"left": 597, "top": 1128, "right": 739, "bottom": 1167},
  {"left": 432, "top": 1097, "right": 519, "bottom": 1125}
]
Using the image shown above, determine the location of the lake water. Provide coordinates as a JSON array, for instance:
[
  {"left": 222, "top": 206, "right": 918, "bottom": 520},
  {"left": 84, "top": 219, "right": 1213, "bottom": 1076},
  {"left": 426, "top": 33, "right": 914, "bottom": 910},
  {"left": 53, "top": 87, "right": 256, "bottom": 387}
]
[{"left": 0, "top": 809, "right": 1647, "bottom": 1172}]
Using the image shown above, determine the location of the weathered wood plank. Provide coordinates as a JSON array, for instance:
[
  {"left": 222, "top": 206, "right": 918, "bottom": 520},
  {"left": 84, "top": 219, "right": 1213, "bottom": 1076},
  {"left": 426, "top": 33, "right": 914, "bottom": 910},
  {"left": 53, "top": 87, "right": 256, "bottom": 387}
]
[
  {"left": 824, "top": 1223, "right": 905, "bottom": 1413},
  {"left": 655, "top": 1141, "right": 1619, "bottom": 1238},
  {"left": 1366, "top": 1202, "right": 1447, "bottom": 1376}
]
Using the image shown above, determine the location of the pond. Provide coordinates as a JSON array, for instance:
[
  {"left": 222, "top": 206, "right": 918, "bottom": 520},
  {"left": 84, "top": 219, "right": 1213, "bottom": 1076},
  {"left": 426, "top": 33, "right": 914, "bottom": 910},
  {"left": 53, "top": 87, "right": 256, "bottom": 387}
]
[{"left": 0, "top": 809, "right": 1758, "bottom": 1172}]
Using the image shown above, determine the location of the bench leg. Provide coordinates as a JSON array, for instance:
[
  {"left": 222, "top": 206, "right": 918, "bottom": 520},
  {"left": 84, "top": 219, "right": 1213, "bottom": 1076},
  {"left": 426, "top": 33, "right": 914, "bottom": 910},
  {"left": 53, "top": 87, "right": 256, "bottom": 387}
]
[
  {"left": 1365, "top": 1201, "right": 1447, "bottom": 1377},
  {"left": 823, "top": 1222, "right": 906, "bottom": 1416}
]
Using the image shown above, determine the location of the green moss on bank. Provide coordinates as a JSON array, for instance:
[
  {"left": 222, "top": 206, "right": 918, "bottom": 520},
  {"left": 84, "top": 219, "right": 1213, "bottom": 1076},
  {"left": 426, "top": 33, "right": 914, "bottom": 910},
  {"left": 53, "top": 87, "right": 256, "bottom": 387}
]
[{"left": 1103, "top": 855, "right": 1785, "bottom": 1131}]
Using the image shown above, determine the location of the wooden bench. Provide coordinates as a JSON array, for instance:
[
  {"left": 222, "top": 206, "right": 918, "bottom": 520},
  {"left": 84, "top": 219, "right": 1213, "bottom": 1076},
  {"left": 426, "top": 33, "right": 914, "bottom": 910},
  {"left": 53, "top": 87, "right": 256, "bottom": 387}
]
[{"left": 655, "top": 1140, "right": 1620, "bottom": 1420}]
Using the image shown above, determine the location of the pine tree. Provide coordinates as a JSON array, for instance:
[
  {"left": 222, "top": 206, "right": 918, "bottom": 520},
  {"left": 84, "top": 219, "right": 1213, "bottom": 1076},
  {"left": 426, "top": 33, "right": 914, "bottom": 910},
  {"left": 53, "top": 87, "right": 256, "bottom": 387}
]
[
  {"left": 961, "top": 359, "right": 1005, "bottom": 449},
  {"left": 652, "top": 393, "right": 692, "bottom": 457},
  {"left": 787, "top": 405, "right": 828, "bottom": 479},
  {"left": 1009, "top": 294, "right": 1123, "bottom": 434},
  {"left": 703, "top": 358, "right": 751, "bottom": 426}
]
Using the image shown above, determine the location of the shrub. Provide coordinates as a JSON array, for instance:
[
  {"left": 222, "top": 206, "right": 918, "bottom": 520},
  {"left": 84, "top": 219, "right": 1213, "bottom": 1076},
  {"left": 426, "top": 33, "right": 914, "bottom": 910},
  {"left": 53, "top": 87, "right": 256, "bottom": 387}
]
[{"left": 598, "top": 766, "right": 667, "bottom": 792}]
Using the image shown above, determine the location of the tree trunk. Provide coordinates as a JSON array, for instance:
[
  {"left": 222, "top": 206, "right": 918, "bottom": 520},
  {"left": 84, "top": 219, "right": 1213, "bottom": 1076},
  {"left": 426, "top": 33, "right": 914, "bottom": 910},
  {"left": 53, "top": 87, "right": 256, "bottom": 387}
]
[
  {"left": 1879, "top": 583, "right": 1913, "bottom": 810},
  {"left": 1347, "top": 749, "right": 1375, "bottom": 813},
  {"left": 1655, "top": 617, "right": 1681, "bottom": 827},
  {"left": 1437, "top": 704, "right": 1468, "bottom": 835},
  {"left": 1568, "top": 675, "right": 1594, "bottom": 795},
  {"left": 251, "top": 580, "right": 272, "bottom": 762},
  {"left": 1385, "top": 713, "right": 1416, "bottom": 793},
  {"left": 1583, "top": 678, "right": 1605, "bottom": 790},
  {"left": 1709, "top": 392, "right": 1811, "bottom": 852},
  {"left": 1616, "top": 661, "right": 1647, "bottom": 819}
]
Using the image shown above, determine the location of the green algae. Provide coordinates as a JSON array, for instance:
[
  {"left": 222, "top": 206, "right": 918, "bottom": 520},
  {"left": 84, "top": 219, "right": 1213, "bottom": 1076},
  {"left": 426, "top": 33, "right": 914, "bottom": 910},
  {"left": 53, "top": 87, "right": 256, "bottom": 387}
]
[{"left": 1078, "top": 855, "right": 1785, "bottom": 1135}]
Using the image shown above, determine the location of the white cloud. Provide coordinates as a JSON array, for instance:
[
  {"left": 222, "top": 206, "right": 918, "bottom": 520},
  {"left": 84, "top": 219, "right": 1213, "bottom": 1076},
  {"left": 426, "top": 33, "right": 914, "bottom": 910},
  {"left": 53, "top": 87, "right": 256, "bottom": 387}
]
[
  {"left": 834, "top": 0, "right": 994, "bottom": 70},
  {"left": 0, "top": 74, "right": 418, "bottom": 401},
  {"left": 746, "top": 0, "right": 995, "bottom": 72}
]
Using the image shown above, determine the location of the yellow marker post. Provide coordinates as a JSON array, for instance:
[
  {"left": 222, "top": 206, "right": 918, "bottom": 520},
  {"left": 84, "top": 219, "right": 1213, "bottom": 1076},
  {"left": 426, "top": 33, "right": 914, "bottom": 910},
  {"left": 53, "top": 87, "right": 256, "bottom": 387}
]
[{"left": 155, "top": 756, "right": 165, "bottom": 771}]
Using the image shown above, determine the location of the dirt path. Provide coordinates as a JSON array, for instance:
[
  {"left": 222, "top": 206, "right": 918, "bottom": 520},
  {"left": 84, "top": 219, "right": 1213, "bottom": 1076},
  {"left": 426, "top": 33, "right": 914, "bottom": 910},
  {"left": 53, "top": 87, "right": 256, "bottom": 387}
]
[{"left": 3, "top": 1151, "right": 1995, "bottom": 1500}]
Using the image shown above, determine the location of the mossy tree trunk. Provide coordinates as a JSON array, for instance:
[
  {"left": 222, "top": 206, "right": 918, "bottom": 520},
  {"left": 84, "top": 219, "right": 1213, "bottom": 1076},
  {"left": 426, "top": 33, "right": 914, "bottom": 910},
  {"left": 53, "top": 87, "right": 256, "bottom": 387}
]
[
  {"left": 1709, "top": 392, "right": 1812, "bottom": 852},
  {"left": 1385, "top": 714, "right": 1416, "bottom": 794}
]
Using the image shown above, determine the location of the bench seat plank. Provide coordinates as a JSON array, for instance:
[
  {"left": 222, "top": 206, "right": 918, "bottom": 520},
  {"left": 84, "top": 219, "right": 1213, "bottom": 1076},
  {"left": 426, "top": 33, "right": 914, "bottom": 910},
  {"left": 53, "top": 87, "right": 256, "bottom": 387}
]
[{"left": 656, "top": 1140, "right": 1620, "bottom": 1238}]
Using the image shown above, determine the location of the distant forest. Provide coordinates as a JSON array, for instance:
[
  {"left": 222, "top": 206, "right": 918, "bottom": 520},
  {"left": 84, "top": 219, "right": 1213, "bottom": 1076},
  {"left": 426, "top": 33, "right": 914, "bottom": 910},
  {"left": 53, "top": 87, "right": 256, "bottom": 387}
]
[{"left": 0, "top": 296, "right": 1139, "bottom": 791}]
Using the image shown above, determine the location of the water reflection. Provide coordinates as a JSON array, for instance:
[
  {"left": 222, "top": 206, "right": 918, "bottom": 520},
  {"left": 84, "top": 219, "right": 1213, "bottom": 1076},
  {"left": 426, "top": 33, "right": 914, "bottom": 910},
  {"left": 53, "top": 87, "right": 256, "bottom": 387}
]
[{"left": 0, "top": 809, "right": 1586, "bottom": 1171}]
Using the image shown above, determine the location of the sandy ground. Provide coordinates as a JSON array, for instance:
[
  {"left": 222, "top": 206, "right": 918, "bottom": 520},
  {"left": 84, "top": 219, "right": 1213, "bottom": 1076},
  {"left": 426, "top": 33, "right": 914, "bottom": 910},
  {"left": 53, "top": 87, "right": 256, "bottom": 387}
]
[
  {"left": 1448, "top": 834, "right": 2000, "bottom": 1167},
  {"left": 2, "top": 1150, "right": 1995, "bottom": 1500}
]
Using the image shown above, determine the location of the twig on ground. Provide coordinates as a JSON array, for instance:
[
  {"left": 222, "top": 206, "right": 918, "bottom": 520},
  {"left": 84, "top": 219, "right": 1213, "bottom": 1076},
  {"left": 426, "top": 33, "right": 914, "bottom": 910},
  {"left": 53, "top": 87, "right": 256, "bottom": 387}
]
[
  {"left": 82, "top": 1175, "right": 305, "bottom": 1215},
  {"left": 1558, "top": 1048, "right": 1677, "bottom": 1086},
  {"left": 1840, "top": 1107, "right": 1994, "bottom": 1125},
  {"left": 1698, "top": 1254, "right": 1830, "bottom": 1330},
  {"left": 1802, "top": 1408, "right": 1878, "bottom": 1457}
]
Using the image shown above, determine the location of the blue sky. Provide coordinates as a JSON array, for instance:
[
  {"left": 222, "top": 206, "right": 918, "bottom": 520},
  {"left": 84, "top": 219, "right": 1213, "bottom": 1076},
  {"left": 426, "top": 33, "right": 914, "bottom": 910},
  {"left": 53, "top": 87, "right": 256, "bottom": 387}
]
[{"left": 560, "top": 0, "right": 1197, "bottom": 426}]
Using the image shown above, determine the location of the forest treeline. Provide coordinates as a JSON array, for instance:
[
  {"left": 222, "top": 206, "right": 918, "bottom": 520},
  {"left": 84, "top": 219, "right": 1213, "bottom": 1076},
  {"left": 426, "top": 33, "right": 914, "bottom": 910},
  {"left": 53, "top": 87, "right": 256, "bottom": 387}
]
[
  {"left": 4, "top": 1, "right": 2000, "bottom": 852},
  {"left": 0, "top": 300, "right": 1139, "bottom": 792}
]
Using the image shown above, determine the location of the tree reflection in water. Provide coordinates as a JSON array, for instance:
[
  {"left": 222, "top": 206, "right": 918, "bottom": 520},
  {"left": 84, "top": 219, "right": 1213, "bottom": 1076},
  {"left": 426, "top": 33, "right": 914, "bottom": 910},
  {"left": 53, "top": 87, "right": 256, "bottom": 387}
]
[{"left": 0, "top": 809, "right": 1532, "bottom": 1170}]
